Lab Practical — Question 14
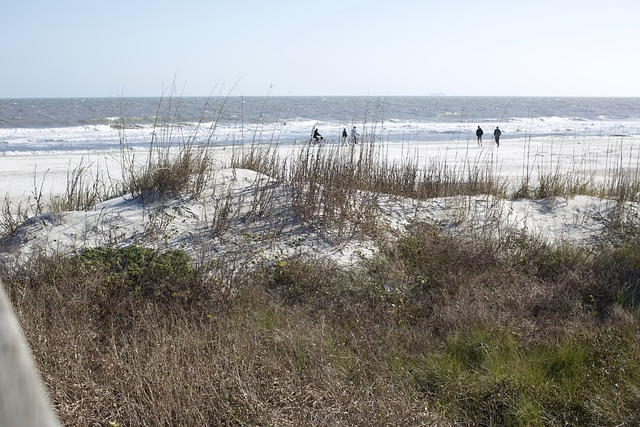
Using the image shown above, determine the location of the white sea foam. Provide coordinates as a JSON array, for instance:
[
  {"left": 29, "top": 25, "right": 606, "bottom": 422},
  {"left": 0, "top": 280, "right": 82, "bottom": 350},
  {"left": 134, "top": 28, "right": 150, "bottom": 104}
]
[
  {"left": 1, "top": 117, "right": 638, "bottom": 155},
  {"left": 1, "top": 97, "right": 640, "bottom": 154}
]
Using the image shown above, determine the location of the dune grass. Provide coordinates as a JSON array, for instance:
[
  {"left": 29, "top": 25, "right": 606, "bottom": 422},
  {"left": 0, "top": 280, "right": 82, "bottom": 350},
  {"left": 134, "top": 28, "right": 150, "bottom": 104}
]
[
  {"left": 4, "top": 218, "right": 640, "bottom": 425},
  {"left": 2, "top": 97, "right": 640, "bottom": 425}
]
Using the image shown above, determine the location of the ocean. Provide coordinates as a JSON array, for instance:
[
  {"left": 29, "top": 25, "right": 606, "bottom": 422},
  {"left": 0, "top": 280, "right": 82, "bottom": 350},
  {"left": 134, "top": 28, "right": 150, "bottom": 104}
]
[{"left": 1, "top": 96, "right": 640, "bottom": 155}]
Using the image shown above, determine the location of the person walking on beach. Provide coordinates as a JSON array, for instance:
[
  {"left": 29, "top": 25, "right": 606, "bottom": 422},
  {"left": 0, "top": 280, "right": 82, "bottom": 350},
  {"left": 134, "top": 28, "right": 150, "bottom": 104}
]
[
  {"left": 476, "top": 126, "right": 484, "bottom": 146},
  {"left": 351, "top": 126, "right": 359, "bottom": 144},
  {"left": 342, "top": 127, "right": 348, "bottom": 145},
  {"left": 493, "top": 126, "right": 501, "bottom": 147}
]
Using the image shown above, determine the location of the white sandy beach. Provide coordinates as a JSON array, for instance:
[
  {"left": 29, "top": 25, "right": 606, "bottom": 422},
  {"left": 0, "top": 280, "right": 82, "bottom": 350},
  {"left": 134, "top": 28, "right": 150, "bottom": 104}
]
[{"left": 1, "top": 136, "right": 638, "bottom": 266}]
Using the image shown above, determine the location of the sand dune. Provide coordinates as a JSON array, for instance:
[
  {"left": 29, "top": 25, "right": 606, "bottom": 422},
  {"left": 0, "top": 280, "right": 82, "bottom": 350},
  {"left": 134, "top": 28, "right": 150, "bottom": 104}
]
[{"left": 1, "top": 137, "right": 636, "bottom": 267}]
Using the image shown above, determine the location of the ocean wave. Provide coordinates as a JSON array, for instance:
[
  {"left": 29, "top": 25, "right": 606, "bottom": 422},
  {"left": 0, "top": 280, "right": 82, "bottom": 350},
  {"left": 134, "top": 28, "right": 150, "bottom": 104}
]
[
  {"left": 508, "top": 116, "right": 589, "bottom": 123},
  {"left": 2, "top": 97, "right": 640, "bottom": 153}
]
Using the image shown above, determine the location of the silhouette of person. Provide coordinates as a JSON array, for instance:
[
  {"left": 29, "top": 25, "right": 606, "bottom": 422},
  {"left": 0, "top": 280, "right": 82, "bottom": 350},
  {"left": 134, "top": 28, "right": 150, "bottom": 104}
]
[
  {"left": 351, "top": 126, "right": 358, "bottom": 144},
  {"left": 342, "top": 128, "right": 348, "bottom": 145},
  {"left": 476, "top": 126, "right": 484, "bottom": 145},
  {"left": 312, "top": 127, "right": 322, "bottom": 143},
  {"left": 493, "top": 127, "right": 502, "bottom": 147}
]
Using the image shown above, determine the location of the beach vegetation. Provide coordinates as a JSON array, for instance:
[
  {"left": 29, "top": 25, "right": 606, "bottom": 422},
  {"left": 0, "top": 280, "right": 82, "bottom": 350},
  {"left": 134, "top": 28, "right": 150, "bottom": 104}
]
[
  {"left": 5, "top": 216, "right": 640, "bottom": 425},
  {"left": 0, "top": 195, "right": 32, "bottom": 239},
  {"left": 118, "top": 94, "right": 221, "bottom": 204},
  {"left": 4, "top": 96, "right": 640, "bottom": 425},
  {"left": 79, "top": 245, "right": 200, "bottom": 304},
  {"left": 66, "top": 158, "right": 110, "bottom": 210}
]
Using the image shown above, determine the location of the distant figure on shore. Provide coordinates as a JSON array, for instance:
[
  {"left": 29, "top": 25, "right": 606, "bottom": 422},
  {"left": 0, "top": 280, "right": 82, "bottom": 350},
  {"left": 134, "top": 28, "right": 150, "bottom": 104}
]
[
  {"left": 351, "top": 126, "right": 359, "bottom": 144},
  {"left": 476, "top": 126, "right": 484, "bottom": 145},
  {"left": 494, "top": 127, "right": 501, "bottom": 147},
  {"left": 312, "top": 127, "right": 323, "bottom": 144},
  {"left": 342, "top": 128, "right": 348, "bottom": 145}
]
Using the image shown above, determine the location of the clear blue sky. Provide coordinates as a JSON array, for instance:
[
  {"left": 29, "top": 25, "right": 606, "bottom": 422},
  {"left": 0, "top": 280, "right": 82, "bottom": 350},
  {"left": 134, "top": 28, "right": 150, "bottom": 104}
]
[{"left": 2, "top": 0, "right": 639, "bottom": 98}]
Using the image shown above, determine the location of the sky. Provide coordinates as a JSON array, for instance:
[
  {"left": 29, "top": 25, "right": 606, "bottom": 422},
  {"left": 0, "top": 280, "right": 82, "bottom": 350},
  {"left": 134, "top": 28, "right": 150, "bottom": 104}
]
[{"left": 2, "top": 0, "right": 640, "bottom": 98}]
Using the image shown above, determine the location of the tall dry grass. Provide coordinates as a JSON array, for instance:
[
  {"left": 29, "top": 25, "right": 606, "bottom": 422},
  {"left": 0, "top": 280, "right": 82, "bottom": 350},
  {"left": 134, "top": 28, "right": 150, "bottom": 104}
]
[
  {"left": 4, "top": 214, "right": 640, "bottom": 425},
  {"left": 2, "top": 96, "right": 640, "bottom": 425}
]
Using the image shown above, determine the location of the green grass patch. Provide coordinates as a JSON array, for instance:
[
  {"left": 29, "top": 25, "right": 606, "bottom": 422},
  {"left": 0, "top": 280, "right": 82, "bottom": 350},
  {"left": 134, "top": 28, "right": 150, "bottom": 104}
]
[{"left": 411, "top": 326, "right": 640, "bottom": 426}]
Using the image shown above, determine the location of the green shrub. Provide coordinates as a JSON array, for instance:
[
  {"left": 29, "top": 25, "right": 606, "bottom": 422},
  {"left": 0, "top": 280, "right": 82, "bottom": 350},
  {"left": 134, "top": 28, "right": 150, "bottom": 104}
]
[
  {"left": 262, "top": 257, "right": 386, "bottom": 319},
  {"left": 589, "top": 243, "right": 640, "bottom": 313},
  {"left": 80, "top": 246, "right": 199, "bottom": 305},
  {"left": 529, "top": 243, "right": 590, "bottom": 280}
]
